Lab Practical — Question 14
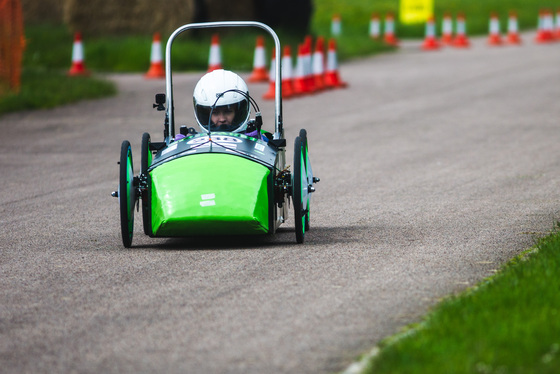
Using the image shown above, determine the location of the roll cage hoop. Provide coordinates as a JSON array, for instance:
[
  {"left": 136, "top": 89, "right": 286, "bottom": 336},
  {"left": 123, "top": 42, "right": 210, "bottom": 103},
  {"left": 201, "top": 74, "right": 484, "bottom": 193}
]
[{"left": 163, "top": 21, "right": 283, "bottom": 144}]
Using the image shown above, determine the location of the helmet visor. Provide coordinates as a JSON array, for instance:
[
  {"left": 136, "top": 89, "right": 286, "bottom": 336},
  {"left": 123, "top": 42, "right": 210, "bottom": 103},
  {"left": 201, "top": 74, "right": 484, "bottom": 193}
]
[{"left": 195, "top": 100, "right": 249, "bottom": 133}]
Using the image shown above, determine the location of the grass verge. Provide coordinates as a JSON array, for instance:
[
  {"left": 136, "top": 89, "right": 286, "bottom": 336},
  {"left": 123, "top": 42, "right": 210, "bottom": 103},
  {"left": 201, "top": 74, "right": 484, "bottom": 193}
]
[
  {"left": 0, "top": 68, "right": 116, "bottom": 115},
  {"left": 362, "top": 226, "right": 560, "bottom": 374}
]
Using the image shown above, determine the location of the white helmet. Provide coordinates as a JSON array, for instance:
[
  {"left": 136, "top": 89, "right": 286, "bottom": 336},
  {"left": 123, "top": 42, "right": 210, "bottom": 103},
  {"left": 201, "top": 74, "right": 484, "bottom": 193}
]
[{"left": 193, "top": 69, "right": 251, "bottom": 133}]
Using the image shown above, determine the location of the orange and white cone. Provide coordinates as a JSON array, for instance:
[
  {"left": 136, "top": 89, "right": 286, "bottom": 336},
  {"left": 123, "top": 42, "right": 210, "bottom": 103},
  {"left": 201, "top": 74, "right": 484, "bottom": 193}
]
[
  {"left": 303, "top": 36, "right": 316, "bottom": 94},
  {"left": 207, "top": 34, "right": 222, "bottom": 72},
  {"left": 312, "top": 36, "right": 326, "bottom": 91},
  {"left": 369, "top": 13, "right": 381, "bottom": 39},
  {"left": 383, "top": 13, "right": 399, "bottom": 46},
  {"left": 144, "top": 32, "right": 165, "bottom": 79},
  {"left": 281, "top": 46, "right": 295, "bottom": 98},
  {"left": 263, "top": 49, "right": 276, "bottom": 100},
  {"left": 422, "top": 16, "right": 440, "bottom": 50},
  {"left": 331, "top": 14, "right": 341, "bottom": 36},
  {"left": 263, "top": 47, "right": 295, "bottom": 100},
  {"left": 248, "top": 36, "right": 268, "bottom": 83},
  {"left": 453, "top": 13, "right": 470, "bottom": 48},
  {"left": 68, "top": 32, "right": 89, "bottom": 76},
  {"left": 507, "top": 11, "right": 522, "bottom": 45},
  {"left": 441, "top": 13, "right": 454, "bottom": 45},
  {"left": 292, "top": 44, "right": 309, "bottom": 96},
  {"left": 487, "top": 13, "right": 503, "bottom": 46},
  {"left": 324, "top": 38, "right": 347, "bottom": 89},
  {"left": 555, "top": 9, "right": 560, "bottom": 38},
  {"left": 545, "top": 9, "right": 556, "bottom": 41},
  {"left": 535, "top": 10, "right": 555, "bottom": 43}
]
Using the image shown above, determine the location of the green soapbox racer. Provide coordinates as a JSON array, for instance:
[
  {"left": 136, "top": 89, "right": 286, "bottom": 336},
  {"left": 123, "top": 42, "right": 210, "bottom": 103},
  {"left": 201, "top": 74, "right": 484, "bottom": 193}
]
[{"left": 112, "top": 21, "right": 319, "bottom": 247}]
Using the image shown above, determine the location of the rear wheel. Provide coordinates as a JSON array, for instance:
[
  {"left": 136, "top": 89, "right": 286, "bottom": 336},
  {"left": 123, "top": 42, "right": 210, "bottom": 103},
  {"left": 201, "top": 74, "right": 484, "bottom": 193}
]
[
  {"left": 141, "top": 132, "right": 152, "bottom": 236},
  {"left": 119, "top": 140, "right": 135, "bottom": 248},
  {"left": 293, "top": 136, "right": 307, "bottom": 243}
]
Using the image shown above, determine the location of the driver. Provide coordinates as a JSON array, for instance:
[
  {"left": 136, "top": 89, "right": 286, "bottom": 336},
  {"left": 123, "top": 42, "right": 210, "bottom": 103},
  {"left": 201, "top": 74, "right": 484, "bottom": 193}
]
[
  {"left": 210, "top": 105, "right": 236, "bottom": 128},
  {"left": 193, "top": 69, "right": 251, "bottom": 133}
]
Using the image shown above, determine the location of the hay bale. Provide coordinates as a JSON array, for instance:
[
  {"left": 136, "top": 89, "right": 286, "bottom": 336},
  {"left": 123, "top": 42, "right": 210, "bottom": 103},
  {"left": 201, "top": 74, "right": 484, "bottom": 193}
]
[
  {"left": 23, "top": 0, "right": 311, "bottom": 35},
  {"left": 202, "top": 0, "right": 255, "bottom": 21},
  {"left": 63, "top": 0, "right": 197, "bottom": 35},
  {"left": 21, "top": 0, "right": 64, "bottom": 24}
]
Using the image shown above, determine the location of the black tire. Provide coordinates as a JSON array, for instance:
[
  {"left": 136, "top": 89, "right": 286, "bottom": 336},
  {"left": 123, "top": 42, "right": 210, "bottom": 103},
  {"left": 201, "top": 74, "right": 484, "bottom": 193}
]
[
  {"left": 299, "top": 129, "right": 311, "bottom": 231},
  {"left": 293, "top": 136, "right": 306, "bottom": 243},
  {"left": 141, "top": 132, "right": 152, "bottom": 236},
  {"left": 119, "top": 140, "right": 135, "bottom": 248},
  {"left": 299, "top": 128, "right": 307, "bottom": 145}
]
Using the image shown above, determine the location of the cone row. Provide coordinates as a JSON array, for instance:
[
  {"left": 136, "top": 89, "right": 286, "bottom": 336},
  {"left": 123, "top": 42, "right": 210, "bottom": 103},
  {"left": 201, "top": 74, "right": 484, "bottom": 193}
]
[
  {"left": 262, "top": 35, "right": 347, "bottom": 101},
  {"left": 413, "top": 10, "right": 559, "bottom": 51},
  {"left": 68, "top": 9, "right": 559, "bottom": 79}
]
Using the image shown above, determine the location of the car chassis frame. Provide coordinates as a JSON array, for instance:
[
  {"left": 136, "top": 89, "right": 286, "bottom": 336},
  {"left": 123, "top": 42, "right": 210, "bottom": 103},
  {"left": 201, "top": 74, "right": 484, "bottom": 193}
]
[{"left": 113, "top": 21, "right": 319, "bottom": 247}]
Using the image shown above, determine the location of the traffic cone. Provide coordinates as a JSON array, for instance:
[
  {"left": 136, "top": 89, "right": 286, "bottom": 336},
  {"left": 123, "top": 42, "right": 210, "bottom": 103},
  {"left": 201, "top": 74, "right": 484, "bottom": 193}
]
[
  {"left": 453, "top": 13, "right": 470, "bottom": 48},
  {"left": 248, "top": 36, "right": 268, "bottom": 83},
  {"left": 263, "top": 49, "right": 276, "bottom": 100},
  {"left": 331, "top": 14, "right": 341, "bottom": 36},
  {"left": 383, "top": 13, "right": 399, "bottom": 46},
  {"left": 441, "top": 13, "right": 454, "bottom": 45},
  {"left": 555, "top": 9, "right": 560, "bottom": 38},
  {"left": 544, "top": 9, "right": 556, "bottom": 41},
  {"left": 507, "top": 11, "right": 522, "bottom": 45},
  {"left": 144, "top": 32, "right": 165, "bottom": 79},
  {"left": 292, "top": 44, "right": 309, "bottom": 96},
  {"left": 556, "top": 9, "right": 560, "bottom": 38},
  {"left": 487, "top": 13, "right": 503, "bottom": 46},
  {"left": 207, "top": 34, "right": 222, "bottom": 72},
  {"left": 281, "top": 46, "right": 295, "bottom": 98},
  {"left": 264, "top": 47, "right": 295, "bottom": 100},
  {"left": 535, "top": 10, "right": 555, "bottom": 43},
  {"left": 421, "top": 16, "right": 440, "bottom": 50},
  {"left": 68, "top": 32, "right": 89, "bottom": 76},
  {"left": 303, "top": 36, "right": 316, "bottom": 93},
  {"left": 369, "top": 13, "right": 381, "bottom": 39},
  {"left": 312, "top": 36, "right": 326, "bottom": 91},
  {"left": 324, "top": 38, "right": 347, "bottom": 89}
]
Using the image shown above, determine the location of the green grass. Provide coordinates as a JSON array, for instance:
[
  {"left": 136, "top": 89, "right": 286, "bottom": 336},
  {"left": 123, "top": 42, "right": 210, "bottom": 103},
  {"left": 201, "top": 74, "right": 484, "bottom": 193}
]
[
  {"left": 21, "top": 24, "right": 388, "bottom": 73},
  {"left": 0, "top": 68, "right": 116, "bottom": 114},
  {"left": 363, "top": 226, "right": 560, "bottom": 374}
]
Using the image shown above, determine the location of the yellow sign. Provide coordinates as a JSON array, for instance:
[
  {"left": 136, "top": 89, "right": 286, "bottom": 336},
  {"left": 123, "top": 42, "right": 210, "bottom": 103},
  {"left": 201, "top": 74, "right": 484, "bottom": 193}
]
[{"left": 399, "top": 0, "right": 434, "bottom": 24}]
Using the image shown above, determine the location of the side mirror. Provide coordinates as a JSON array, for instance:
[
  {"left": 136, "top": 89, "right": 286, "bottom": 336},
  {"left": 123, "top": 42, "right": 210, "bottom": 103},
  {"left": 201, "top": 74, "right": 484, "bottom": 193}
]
[{"left": 153, "top": 93, "right": 166, "bottom": 111}]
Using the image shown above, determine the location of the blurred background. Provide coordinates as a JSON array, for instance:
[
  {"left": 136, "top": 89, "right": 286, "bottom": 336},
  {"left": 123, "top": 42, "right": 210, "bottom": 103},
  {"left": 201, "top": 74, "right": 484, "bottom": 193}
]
[{"left": 1, "top": 0, "right": 559, "bottom": 113}]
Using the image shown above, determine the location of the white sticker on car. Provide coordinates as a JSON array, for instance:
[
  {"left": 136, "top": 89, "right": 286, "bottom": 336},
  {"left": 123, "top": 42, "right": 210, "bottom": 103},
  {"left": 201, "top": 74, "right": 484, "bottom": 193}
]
[
  {"left": 161, "top": 143, "right": 178, "bottom": 156},
  {"left": 200, "top": 193, "right": 216, "bottom": 207}
]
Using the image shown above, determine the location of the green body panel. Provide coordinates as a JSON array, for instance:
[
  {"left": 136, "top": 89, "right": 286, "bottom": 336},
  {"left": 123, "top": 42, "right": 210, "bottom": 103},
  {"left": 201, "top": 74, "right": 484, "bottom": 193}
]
[{"left": 150, "top": 153, "right": 271, "bottom": 237}]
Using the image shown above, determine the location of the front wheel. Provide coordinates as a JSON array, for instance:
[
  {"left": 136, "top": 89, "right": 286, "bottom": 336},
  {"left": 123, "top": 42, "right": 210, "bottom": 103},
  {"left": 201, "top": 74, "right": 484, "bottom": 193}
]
[
  {"left": 119, "top": 140, "right": 135, "bottom": 248},
  {"left": 293, "top": 136, "right": 307, "bottom": 243},
  {"left": 299, "top": 129, "right": 311, "bottom": 231}
]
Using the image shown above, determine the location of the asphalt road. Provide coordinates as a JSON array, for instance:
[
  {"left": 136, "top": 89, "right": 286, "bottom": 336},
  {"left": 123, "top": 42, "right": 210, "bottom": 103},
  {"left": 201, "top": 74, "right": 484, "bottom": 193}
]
[{"left": 2, "top": 33, "right": 560, "bottom": 373}]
